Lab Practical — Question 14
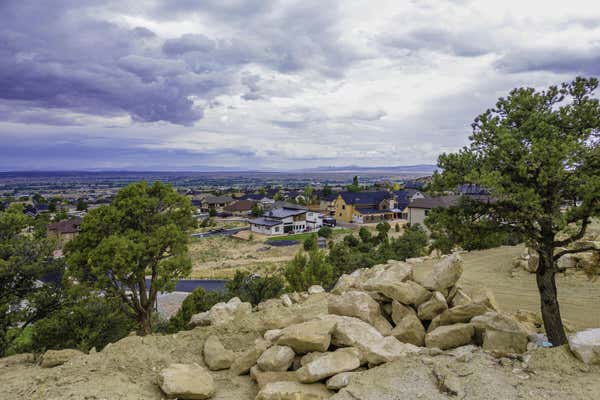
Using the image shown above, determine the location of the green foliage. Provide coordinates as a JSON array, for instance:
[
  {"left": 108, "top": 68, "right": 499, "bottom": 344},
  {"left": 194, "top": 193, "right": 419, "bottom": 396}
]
[
  {"left": 317, "top": 226, "right": 333, "bottom": 238},
  {"left": 284, "top": 249, "right": 334, "bottom": 292},
  {"left": 225, "top": 271, "right": 284, "bottom": 305},
  {"left": 303, "top": 233, "right": 318, "bottom": 251},
  {"left": 76, "top": 198, "right": 88, "bottom": 211},
  {"left": 395, "top": 223, "right": 400, "bottom": 232},
  {"left": 388, "top": 224, "right": 428, "bottom": 261},
  {"left": 251, "top": 203, "right": 263, "bottom": 217},
  {"left": 31, "top": 289, "right": 136, "bottom": 353},
  {"left": 163, "top": 287, "right": 224, "bottom": 333},
  {"left": 432, "top": 77, "right": 600, "bottom": 345},
  {"left": 65, "top": 181, "right": 196, "bottom": 334},
  {"left": 0, "top": 205, "right": 64, "bottom": 357},
  {"left": 375, "top": 221, "right": 391, "bottom": 242},
  {"left": 209, "top": 206, "right": 217, "bottom": 217},
  {"left": 358, "top": 227, "right": 372, "bottom": 243},
  {"left": 321, "top": 185, "right": 332, "bottom": 198},
  {"left": 343, "top": 234, "right": 359, "bottom": 247},
  {"left": 347, "top": 176, "right": 361, "bottom": 192}
]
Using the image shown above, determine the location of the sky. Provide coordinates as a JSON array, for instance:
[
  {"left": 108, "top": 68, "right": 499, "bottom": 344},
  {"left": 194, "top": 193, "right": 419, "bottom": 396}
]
[{"left": 1, "top": 0, "right": 600, "bottom": 171}]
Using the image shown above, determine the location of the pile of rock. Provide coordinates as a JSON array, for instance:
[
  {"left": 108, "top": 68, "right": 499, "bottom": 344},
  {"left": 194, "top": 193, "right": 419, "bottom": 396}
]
[{"left": 157, "top": 253, "right": 547, "bottom": 399}]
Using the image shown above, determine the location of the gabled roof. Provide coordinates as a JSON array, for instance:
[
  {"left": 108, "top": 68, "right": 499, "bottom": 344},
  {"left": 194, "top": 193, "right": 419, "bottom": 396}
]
[
  {"left": 265, "top": 207, "right": 307, "bottom": 219},
  {"left": 339, "top": 191, "right": 391, "bottom": 205},
  {"left": 273, "top": 201, "right": 306, "bottom": 210},
  {"left": 407, "top": 195, "right": 460, "bottom": 210},
  {"left": 239, "top": 193, "right": 265, "bottom": 201},
  {"left": 395, "top": 189, "right": 423, "bottom": 210},
  {"left": 224, "top": 200, "right": 257, "bottom": 212},
  {"left": 48, "top": 217, "right": 83, "bottom": 234}
]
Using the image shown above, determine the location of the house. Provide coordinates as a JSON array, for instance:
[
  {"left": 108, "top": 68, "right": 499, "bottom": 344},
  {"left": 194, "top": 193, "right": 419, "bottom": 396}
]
[
  {"left": 395, "top": 189, "right": 425, "bottom": 219},
  {"left": 223, "top": 200, "right": 258, "bottom": 216},
  {"left": 319, "top": 193, "right": 338, "bottom": 216},
  {"left": 249, "top": 206, "right": 322, "bottom": 235},
  {"left": 47, "top": 216, "right": 82, "bottom": 247},
  {"left": 457, "top": 184, "right": 489, "bottom": 196},
  {"left": 333, "top": 191, "right": 398, "bottom": 223},
  {"left": 405, "top": 195, "right": 460, "bottom": 226},
  {"left": 200, "top": 195, "right": 235, "bottom": 212}
]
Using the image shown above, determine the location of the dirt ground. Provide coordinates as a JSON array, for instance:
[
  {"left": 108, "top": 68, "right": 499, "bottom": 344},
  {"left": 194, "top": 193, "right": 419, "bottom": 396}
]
[{"left": 413, "top": 245, "right": 600, "bottom": 330}]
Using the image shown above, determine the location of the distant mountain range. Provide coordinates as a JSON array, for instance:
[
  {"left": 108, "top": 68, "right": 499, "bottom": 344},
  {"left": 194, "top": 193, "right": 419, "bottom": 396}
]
[{"left": 299, "top": 164, "right": 437, "bottom": 174}]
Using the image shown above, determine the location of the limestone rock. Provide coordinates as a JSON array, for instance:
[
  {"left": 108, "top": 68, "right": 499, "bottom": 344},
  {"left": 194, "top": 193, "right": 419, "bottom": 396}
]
[
  {"left": 251, "top": 367, "right": 299, "bottom": 389},
  {"left": 300, "top": 352, "right": 326, "bottom": 366},
  {"left": 190, "top": 297, "right": 252, "bottom": 327},
  {"left": 257, "top": 345, "right": 296, "bottom": 372},
  {"left": 417, "top": 291, "right": 448, "bottom": 321},
  {"left": 158, "top": 363, "right": 215, "bottom": 400},
  {"left": 328, "top": 290, "right": 385, "bottom": 329},
  {"left": 557, "top": 253, "right": 578, "bottom": 270},
  {"left": 450, "top": 288, "right": 472, "bottom": 307},
  {"left": 39, "top": 349, "right": 84, "bottom": 368},
  {"left": 371, "top": 315, "right": 393, "bottom": 336},
  {"left": 325, "top": 371, "right": 358, "bottom": 391},
  {"left": 470, "top": 287, "right": 500, "bottom": 311},
  {"left": 265, "top": 329, "right": 284, "bottom": 343},
  {"left": 331, "top": 271, "right": 361, "bottom": 295},
  {"left": 231, "top": 339, "right": 270, "bottom": 375},
  {"left": 422, "top": 253, "right": 463, "bottom": 291},
  {"left": 256, "top": 381, "right": 332, "bottom": 400},
  {"left": 203, "top": 335, "right": 234, "bottom": 371},
  {"left": 568, "top": 329, "right": 600, "bottom": 365},
  {"left": 390, "top": 313, "right": 426, "bottom": 346},
  {"left": 296, "top": 348, "right": 361, "bottom": 383},
  {"left": 281, "top": 294, "right": 293, "bottom": 307},
  {"left": 425, "top": 323, "right": 474, "bottom": 350},
  {"left": 308, "top": 285, "right": 326, "bottom": 294},
  {"left": 391, "top": 300, "right": 416, "bottom": 325},
  {"left": 428, "top": 303, "right": 489, "bottom": 332},
  {"left": 483, "top": 329, "right": 528, "bottom": 354},
  {"left": 432, "top": 364, "right": 463, "bottom": 397},
  {"left": 363, "top": 261, "right": 413, "bottom": 290},
  {"left": 470, "top": 312, "right": 529, "bottom": 348},
  {"left": 277, "top": 319, "right": 337, "bottom": 354},
  {"left": 373, "top": 280, "right": 431, "bottom": 306},
  {"left": 365, "top": 336, "right": 420, "bottom": 365}
]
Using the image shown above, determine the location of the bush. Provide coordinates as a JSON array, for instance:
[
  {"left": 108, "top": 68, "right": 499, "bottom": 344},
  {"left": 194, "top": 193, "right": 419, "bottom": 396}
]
[
  {"left": 31, "top": 293, "right": 136, "bottom": 353},
  {"left": 343, "top": 234, "right": 359, "bottom": 247},
  {"left": 284, "top": 249, "right": 334, "bottom": 292},
  {"left": 395, "top": 223, "right": 400, "bottom": 233},
  {"left": 225, "top": 271, "right": 285, "bottom": 305},
  {"left": 390, "top": 224, "right": 428, "bottom": 260},
  {"left": 358, "top": 227, "right": 372, "bottom": 243},
  {"left": 317, "top": 226, "right": 333, "bottom": 238},
  {"left": 163, "top": 287, "right": 225, "bottom": 333},
  {"left": 303, "top": 233, "right": 318, "bottom": 251}
]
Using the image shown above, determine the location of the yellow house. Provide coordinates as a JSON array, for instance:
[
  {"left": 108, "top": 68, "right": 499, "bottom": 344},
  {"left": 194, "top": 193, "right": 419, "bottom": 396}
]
[{"left": 333, "top": 191, "right": 397, "bottom": 223}]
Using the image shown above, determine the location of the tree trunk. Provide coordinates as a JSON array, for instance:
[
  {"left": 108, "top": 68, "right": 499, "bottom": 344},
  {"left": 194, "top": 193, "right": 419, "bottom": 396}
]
[
  {"left": 138, "top": 310, "right": 152, "bottom": 335},
  {"left": 536, "top": 251, "right": 568, "bottom": 346}
]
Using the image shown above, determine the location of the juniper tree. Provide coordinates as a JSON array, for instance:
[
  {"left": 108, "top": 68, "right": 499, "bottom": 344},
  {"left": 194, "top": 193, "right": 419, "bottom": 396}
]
[{"left": 433, "top": 77, "right": 600, "bottom": 345}]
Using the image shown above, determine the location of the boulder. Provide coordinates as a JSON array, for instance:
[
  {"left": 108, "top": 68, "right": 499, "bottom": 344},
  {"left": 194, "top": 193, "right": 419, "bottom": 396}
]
[
  {"left": 470, "top": 312, "right": 529, "bottom": 348},
  {"left": 331, "top": 271, "right": 361, "bottom": 295},
  {"left": 190, "top": 297, "right": 252, "bottom": 327},
  {"left": 416, "top": 291, "right": 448, "bottom": 321},
  {"left": 257, "top": 345, "right": 296, "bottom": 372},
  {"left": 513, "top": 309, "right": 543, "bottom": 334},
  {"left": 482, "top": 329, "right": 528, "bottom": 354},
  {"left": 365, "top": 336, "right": 420, "bottom": 365},
  {"left": 428, "top": 303, "right": 489, "bottom": 332},
  {"left": 256, "top": 381, "right": 332, "bottom": 400},
  {"left": 158, "top": 363, "right": 215, "bottom": 400},
  {"left": 328, "top": 290, "right": 385, "bottom": 329},
  {"left": 281, "top": 294, "right": 293, "bottom": 307},
  {"left": 39, "top": 349, "right": 85, "bottom": 368},
  {"left": 422, "top": 253, "right": 463, "bottom": 291},
  {"left": 264, "top": 329, "right": 284, "bottom": 343},
  {"left": 390, "top": 313, "right": 425, "bottom": 346},
  {"left": 325, "top": 372, "right": 358, "bottom": 391},
  {"left": 308, "top": 285, "right": 326, "bottom": 294},
  {"left": 373, "top": 280, "right": 431, "bottom": 306},
  {"left": 450, "top": 288, "right": 472, "bottom": 307},
  {"left": 363, "top": 262, "right": 413, "bottom": 290},
  {"left": 251, "top": 367, "right": 299, "bottom": 389},
  {"left": 203, "top": 335, "right": 234, "bottom": 371},
  {"left": 391, "top": 300, "right": 416, "bottom": 325},
  {"left": 296, "top": 348, "right": 361, "bottom": 383},
  {"left": 470, "top": 287, "right": 500, "bottom": 311},
  {"left": 568, "top": 329, "right": 600, "bottom": 365},
  {"left": 300, "top": 352, "right": 327, "bottom": 366},
  {"left": 231, "top": 339, "right": 271, "bottom": 375},
  {"left": 557, "top": 253, "right": 578, "bottom": 270},
  {"left": 277, "top": 319, "right": 337, "bottom": 354},
  {"left": 258, "top": 298, "right": 284, "bottom": 311},
  {"left": 425, "top": 323, "right": 474, "bottom": 350}
]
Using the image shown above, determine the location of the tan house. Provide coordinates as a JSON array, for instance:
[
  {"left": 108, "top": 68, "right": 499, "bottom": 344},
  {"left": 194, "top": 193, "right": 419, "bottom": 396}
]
[
  {"left": 406, "top": 196, "right": 460, "bottom": 226},
  {"left": 47, "top": 217, "right": 82, "bottom": 247},
  {"left": 333, "top": 191, "right": 397, "bottom": 223}
]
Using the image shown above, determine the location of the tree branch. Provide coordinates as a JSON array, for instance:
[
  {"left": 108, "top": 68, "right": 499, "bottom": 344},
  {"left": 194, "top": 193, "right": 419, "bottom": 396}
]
[
  {"left": 555, "top": 216, "right": 590, "bottom": 247},
  {"left": 554, "top": 246, "right": 598, "bottom": 261}
]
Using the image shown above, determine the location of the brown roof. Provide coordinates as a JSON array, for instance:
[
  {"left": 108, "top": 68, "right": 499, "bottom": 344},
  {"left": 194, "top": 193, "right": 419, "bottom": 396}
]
[
  {"left": 407, "top": 195, "right": 461, "bottom": 210},
  {"left": 224, "top": 200, "right": 257, "bottom": 212},
  {"left": 48, "top": 217, "right": 82, "bottom": 234}
]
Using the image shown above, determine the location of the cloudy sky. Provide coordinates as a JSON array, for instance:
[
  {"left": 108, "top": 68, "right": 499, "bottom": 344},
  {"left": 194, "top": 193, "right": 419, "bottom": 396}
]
[{"left": 1, "top": 0, "right": 600, "bottom": 171}]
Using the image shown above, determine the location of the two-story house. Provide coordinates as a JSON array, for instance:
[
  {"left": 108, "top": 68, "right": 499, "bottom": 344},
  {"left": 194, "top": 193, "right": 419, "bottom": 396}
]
[
  {"left": 249, "top": 207, "right": 309, "bottom": 235},
  {"left": 333, "top": 191, "right": 397, "bottom": 223}
]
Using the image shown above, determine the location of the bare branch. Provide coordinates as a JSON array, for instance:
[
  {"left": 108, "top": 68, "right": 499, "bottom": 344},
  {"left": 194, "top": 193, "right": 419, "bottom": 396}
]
[
  {"left": 554, "top": 246, "right": 598, "bottom": 261},
  {"left": 554, "top": 216, "right": 589, "bottom": 247}
]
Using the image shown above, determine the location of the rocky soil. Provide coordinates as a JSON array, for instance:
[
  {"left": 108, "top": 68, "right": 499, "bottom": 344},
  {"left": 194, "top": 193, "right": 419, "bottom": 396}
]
[{"left": 1, "top": 254, "right": 599, "bottom": 400}]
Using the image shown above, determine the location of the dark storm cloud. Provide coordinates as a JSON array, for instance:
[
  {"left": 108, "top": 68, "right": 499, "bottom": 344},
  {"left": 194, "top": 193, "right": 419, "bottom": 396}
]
[{"left": 495, "top": 47, "right": 600, "bottom": 76}]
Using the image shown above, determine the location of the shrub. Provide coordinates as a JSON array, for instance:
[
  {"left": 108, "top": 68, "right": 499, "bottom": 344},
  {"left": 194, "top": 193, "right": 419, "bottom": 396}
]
[
  {"left": 303, "top": 233, "right": 318, "bottom": 251},
  {"left": 284, "top": 249, "right": 334, "bottom": 292},
  {"left": 317, "top": 226, "right": 333, "bottom": 238},
  {"left": 358, "top": 227, "right": 372, "bottom": 243},
  {"left": 390, "top": 224, "right": 428, "bottom": 260},
  {"left": 225, "top": 271, "right": 284, "bottom": 305},
  {"left": 395, "top": 223, "right": 400, "bottom": 232},
  {"left": 164, "top": 287, "right": 225, "bottom": 333}
]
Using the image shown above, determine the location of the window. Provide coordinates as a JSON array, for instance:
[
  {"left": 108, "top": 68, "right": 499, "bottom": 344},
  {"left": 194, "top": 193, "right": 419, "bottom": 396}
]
[{"left": 274, "top": 227, "right": 280, "bottom": 232}]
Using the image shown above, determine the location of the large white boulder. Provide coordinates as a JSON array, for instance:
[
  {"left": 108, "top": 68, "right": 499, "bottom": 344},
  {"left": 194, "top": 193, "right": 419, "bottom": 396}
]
[
  {"left": 277, "top": 319, "right": 337, "bottom": 354},
  {"left": 296, "top": 348, "right": 361, "bottom": 383},
  {"left": 569, "top": 329, "right": 600, "bottom": 365},
  {"left": 422, "top": 253, "right": 463, "bottom": 291},
  {"left": 158, "top": 363, "right": 215, "bottom": 400},
  {"left": 470, "top": 311, "right": 529, "bottom": 352}
]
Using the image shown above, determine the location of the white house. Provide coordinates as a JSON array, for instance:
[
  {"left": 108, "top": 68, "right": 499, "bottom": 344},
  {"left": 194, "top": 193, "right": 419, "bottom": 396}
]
[{"left": 249, "top": 207, "right": 309, "bottom": 235}]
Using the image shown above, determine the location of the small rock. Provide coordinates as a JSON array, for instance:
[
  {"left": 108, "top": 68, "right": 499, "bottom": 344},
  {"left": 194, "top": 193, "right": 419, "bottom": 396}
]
[
  {"left": 231, "top": 339, "right": 271, "bottom": 375},
  {"left": 277, "top": 319, "right": 337, "bottom": 354},
  {"left": 265, "top": 329, "right": 284, "bottom": 343},
  {"left": 251, "top": 366, "right": 299, "bottom": 389},
  {"left": 158, "top": 363, "right": 215, "bottom": 400},
  {"left": 308, "top": 285, "right": 325, "bottom": 294},
  {"left": 296, "top": 348, "right": 361, "bottom": 383},
  {"left": 326, "top": 371, "right": 358, "bottom": 390},
  {"left": 425, "top": 324, "right": 474, "bottom": 350},
  {"left": 40, "top": 349, "right": 85, "bottom": 368},
  {"left": 281, "top": 294, "right": 293, "bottom": 307}
]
